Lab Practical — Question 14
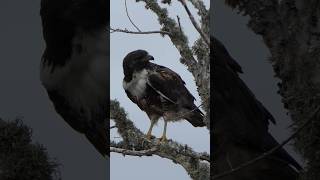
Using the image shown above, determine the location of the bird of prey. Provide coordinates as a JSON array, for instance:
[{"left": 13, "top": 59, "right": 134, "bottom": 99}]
[
  {"left": 213, "top": 36, "right": 302, "bottom": 179},
  {"left": 40, "top": 0, "right": 108, "bottom": 156},
  {"left": 122, "top": 50, "right": 205, "bottom": 142}
]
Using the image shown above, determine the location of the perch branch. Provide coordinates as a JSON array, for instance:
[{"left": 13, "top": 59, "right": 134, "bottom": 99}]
[{"left": 110, "top": 99, "right": 210, "bottom": 180}]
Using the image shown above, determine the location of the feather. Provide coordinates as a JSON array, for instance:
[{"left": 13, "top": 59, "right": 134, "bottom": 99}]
[{"left": 213, "top": 36, "right": 301, "bottom": 173}]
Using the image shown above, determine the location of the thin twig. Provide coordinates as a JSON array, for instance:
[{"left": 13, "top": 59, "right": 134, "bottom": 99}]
[
  {"left": 125, "top": 0, "right": 141, "bottom": 32},
  {"left": 178, "top": 0, "right": 210, "bottom": 46},
  {"left": 110, "top": 28, "right": 172, "bottom": 36},
  {"left": 177, "top": 15, "right": 183, "bottom": 34},
  {"left": 110, "top": 146, "right": 158, "bottom": 157},
  {"left": 213, "top": 107, "right": 319, "bottom": 179}
]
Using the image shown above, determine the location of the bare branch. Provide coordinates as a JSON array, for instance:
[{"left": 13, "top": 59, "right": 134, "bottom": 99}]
[
  {"left": 124, "top": 0, "right": 141, "bottom": 32},
  {"left": 110, "top": 27, "right": 172, "bottom": 36},
  {"left": 178, "top": 0, "right": 210, "bottom": 46},
  {"left": 187, "top": 0, "right": 208, "bottom": 18},
  {"left": 136, "top": 0, "right": 198, "bottom": 70}
]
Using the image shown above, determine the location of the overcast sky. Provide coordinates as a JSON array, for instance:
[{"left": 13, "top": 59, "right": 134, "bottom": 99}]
[
  {"left": 110, "top": 0, "right": 210, "bottom": 180},
  {"left": 0, "top": 1, "right": 107, "bottom": 180}
]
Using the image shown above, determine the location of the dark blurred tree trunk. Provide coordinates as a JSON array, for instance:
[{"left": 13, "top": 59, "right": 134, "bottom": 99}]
[{"left": 224, "top": 0, "right": 320, "bottom": 179}]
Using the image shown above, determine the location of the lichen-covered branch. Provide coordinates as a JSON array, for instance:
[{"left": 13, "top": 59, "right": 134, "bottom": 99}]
[
  {"left": 223, "top": 0, "right": 320, "bottom": 179},
  {"left": 110, "top": 144, "right": 158, "bottom": 157},
  {"left": 110, "top": 100, "right": 210, "bottom": 180}
]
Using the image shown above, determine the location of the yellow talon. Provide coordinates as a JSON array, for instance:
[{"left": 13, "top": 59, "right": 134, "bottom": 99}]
[
  {"left": 158, "top": 135, "right": 167, "bottom": 143},
  {"left": 146, "top": 133, "right": 153, "bottom": 140}
]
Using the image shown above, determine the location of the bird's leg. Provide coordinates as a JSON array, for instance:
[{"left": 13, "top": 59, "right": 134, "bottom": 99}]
[
  {"left": 146, "top": 119, "right": 156, "bottom": 140},
  {"left": 159, "top": 120, "right": 168, "bottom": 142}
]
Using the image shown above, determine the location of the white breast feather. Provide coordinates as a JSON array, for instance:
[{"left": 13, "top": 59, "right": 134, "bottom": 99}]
[
  {"left": 40, "top": 28, "right": 108, "bottom": 118},
  {"left": 123, "top": 69, "right": 148, "bottom": 98}
]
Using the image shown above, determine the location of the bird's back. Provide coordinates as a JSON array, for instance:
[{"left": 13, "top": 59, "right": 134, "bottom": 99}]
[{"left": 213, "top": 36, "right": 302, "bottom": 176}]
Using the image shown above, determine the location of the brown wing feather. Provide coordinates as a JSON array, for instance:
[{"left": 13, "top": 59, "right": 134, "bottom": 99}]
[
  {"left": 147, "top": 64, "right": 195, "bottom": 107},
  {"left": 147, "top": 64, "right": 205, "bottom": 127}
]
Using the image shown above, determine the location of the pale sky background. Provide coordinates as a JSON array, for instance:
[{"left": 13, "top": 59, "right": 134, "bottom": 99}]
[
  {"left": 110, "top": 0, "right": 210, "bottom": 180},
  {"left": 0, "top": 1, "right": 107, "bottom": 180}
]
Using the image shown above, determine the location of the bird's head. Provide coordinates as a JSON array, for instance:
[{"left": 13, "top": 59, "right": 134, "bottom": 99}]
[{"left": 123, "top": 50, "right": 154, "bottom": 76}]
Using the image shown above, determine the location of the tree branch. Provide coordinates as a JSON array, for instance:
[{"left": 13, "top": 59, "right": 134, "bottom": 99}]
[
  {"left": 110, "top": 27, "right": 172, "bottom": 36},
  {"left": 178, "top": 0, "right": 210, "bottom": 46},
  {"left": 110, "top": 145, "right": 158, "bottom": 157},
  {"left": 125, "top": 0, "right": 141, "bottom": 32},
  {"left": 110, "top": 99, "right": 210, "bottom": 180}
]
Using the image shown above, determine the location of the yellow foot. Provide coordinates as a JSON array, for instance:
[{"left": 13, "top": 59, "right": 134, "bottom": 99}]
[
  {"left": 158, "top": 135, "right": 168, "bottom": 143},
  {"left": 146, "top": 133, "right": 155, "bottom": 140}
]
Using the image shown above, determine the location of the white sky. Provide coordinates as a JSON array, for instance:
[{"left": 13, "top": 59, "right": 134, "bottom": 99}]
[{"left": 110, "top": 0, "right": 210, "bottom": 179}]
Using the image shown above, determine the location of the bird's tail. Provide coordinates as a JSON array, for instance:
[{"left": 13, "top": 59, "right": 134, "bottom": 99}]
[
  {"left": 266, "top": 135, "right": 302, "bottom": 171},
  {"left": 85, "top": 126, "right": 108, "bottom": 157},
  {"left": 185, "top": 109, "right": 206, "bottom": 127}
]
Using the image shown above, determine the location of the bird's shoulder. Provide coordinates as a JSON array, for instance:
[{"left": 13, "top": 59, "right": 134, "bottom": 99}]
[
  {"left": 146, "top": 63, "right": 195, "bottom": 103},
  {"left": 146, "top": 63, "right": 186, "bottom": 85},
  {"left": 213, "top": 37, "right": 243, "bottom": 74}
]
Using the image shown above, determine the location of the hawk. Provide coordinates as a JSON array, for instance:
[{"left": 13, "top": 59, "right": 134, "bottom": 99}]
[
  {"left": 122, "top": 50, "right": 205, "bottom": 142},
  {"left": 213, "top": 36, "right": 302, "bottom": 179},
  {"left": 40, "top": 0, "right": 108, "bottom": 156}
]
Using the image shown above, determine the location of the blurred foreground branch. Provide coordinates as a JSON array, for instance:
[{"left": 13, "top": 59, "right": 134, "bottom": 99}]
[{"left": 0, "top": 118, "right": 60, "bottom": 180}]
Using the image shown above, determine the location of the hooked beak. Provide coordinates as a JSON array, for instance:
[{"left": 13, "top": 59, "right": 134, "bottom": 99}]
[{"left": 147, "top": 55, "right": 154, "bottom": 61}]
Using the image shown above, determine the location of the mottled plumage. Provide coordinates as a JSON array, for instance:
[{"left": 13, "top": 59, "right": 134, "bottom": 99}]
[
  {"left": 40, "top": 0, "right": 108, "bottom": 156},
  {"left": 213, "top": 36, "right": 302, "bottom": 179},
  {"left": 123, "top": 50, "right": 205, "bottom": 141}
]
